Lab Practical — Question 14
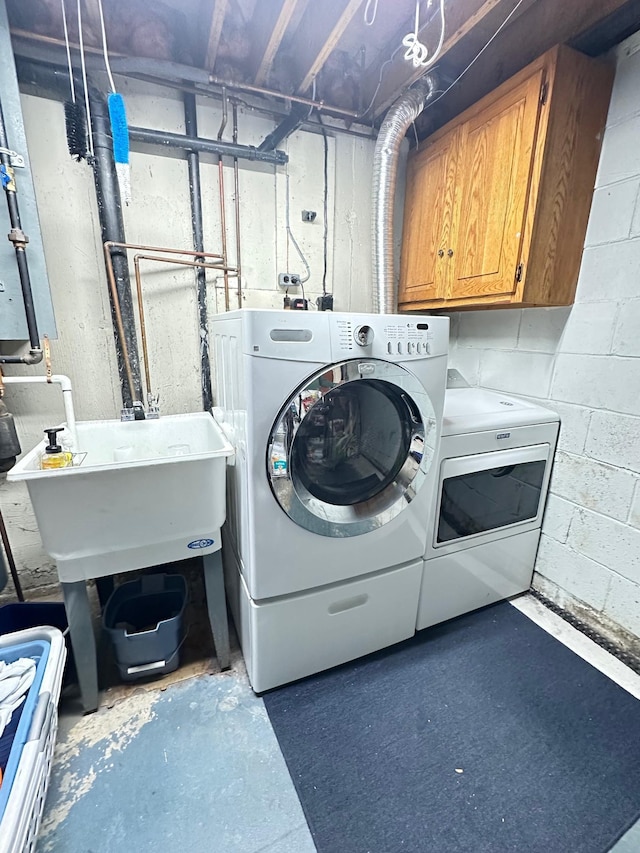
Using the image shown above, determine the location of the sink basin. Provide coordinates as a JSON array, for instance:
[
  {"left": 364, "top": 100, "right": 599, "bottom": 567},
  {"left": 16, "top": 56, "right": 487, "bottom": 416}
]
[{"left": 8, "top": 413, "right": 234, "bottom": 582}]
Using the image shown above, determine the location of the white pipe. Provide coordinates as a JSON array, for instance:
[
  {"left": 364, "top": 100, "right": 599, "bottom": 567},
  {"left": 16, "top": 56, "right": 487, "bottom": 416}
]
[{"left": 2, "top": 375, "right": 78, "bottom": 451}]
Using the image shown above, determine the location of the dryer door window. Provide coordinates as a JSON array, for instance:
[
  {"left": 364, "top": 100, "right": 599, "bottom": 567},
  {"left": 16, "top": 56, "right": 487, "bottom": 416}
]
[
  {"left": 267, "top": 359, "right": 437, "bottom": 538},
  {"left": 435, "top": 444, "right": 551, "bottom": 545}
]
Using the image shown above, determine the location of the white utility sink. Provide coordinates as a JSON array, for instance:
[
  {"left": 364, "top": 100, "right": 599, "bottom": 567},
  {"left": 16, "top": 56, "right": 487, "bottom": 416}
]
[{"left": 9, "top": 412, "right": 234, "bottom": 582}]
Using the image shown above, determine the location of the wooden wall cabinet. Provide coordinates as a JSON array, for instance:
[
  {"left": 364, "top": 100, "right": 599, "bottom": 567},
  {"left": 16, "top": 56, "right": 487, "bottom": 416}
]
[{"left": 398, "top": 45, "right": 614, "bottom": 311}]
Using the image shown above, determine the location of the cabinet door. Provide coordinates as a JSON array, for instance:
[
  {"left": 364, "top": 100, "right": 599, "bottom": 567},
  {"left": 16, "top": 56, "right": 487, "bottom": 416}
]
[
  {"left": 398, "top": 129, "right": 459, "bottom": 305},
  {"left": 447, "top": 70, "right": 544, "bottom": 302}
]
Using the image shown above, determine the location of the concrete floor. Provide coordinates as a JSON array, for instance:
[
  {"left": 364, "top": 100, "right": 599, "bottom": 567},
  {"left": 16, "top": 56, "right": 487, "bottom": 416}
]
[
  {"left": 36, "top": 595, "right": 640, "bottom": 853},
  {"left": 37, "top": 661, "right": 316, "bottom": 853}
]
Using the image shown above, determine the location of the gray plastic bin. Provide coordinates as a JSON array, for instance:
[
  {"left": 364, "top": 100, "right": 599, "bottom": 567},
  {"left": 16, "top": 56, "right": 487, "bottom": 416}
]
[{"left": 103, "top": 573, "right": 187, "bottom": 681}]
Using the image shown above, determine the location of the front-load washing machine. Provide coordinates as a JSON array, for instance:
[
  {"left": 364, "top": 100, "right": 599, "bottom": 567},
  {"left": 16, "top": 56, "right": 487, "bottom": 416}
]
[
  {"left": 417, "top": 387, "right": 560, "bottom": 630},
  {"left": 212, "top": 309, "right": 449, "bottom": 692}
]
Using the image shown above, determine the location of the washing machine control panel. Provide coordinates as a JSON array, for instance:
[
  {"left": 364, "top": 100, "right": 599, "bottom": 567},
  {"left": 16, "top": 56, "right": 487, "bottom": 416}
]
[{"left": 330, "top": 315, "right": 447, "bottom": 360}]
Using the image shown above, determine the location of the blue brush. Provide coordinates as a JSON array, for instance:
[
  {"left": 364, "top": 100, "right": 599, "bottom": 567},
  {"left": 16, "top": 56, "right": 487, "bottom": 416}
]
[{"left": 108, "top": 92, "right": 131, "bottom": 205}]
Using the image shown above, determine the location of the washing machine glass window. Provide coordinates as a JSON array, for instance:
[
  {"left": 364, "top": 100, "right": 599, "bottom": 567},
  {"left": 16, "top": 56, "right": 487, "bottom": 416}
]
[
  {"left": 267, "top": 359, "right": 437, "bottom": 538},
  {"left": 435, "top": 443, "right": 551, "bottom": 546}
]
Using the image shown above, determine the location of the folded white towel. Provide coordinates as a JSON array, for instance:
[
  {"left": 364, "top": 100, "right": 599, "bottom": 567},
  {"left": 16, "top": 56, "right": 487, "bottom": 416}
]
[{"left": 0, "top": 657, "right": 37, "bottom": 739}]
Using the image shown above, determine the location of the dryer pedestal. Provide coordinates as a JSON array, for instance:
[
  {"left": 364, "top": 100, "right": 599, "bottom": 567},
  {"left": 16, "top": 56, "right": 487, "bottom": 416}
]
[{"left": 417, "top": 529, "right": 540, "bottom": 630}]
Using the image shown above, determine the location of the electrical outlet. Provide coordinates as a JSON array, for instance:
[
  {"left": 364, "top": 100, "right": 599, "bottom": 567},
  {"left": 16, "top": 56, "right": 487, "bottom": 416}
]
[{"left": 278, "top": 273, "right": 301, "bottom": 288}]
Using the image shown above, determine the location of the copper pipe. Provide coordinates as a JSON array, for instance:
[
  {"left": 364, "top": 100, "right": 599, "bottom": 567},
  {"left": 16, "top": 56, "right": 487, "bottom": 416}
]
[
  {"left": 206, "top": 73, "right": 361, "bottom": 120},
  {"left": 105, "top": 241, "right": 234, "bottom": 405},
  {"left": 132, "top": 255, "right": 153, "bottom": 402},
  {"left": 105, "top": 241, "right": 224, "bottom": 260},
  {"left": 217, "top": 91, "right": 231, "bottom": 312},
  {"left": 132, "top": 253, "right": 239, "bottom": 401},
  {"left": 232, "top": 100, "right": 243, "bottom": 308},
  {"left": 135, "top": 255, "right": 235, "bottom": 271},
  {"left": 103, "top": 243, "right": 138, "bottom": 403}
]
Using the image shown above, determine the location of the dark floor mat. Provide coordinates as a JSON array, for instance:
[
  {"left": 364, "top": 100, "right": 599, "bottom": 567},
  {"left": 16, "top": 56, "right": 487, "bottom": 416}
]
[{"left": 264, "top": 601, "right": 640, "bottom": 853}]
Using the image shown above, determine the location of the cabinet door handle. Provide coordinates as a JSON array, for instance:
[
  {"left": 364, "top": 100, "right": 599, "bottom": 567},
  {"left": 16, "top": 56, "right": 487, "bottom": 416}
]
[
  {"left": 438, "top": 249, "right": 444, "bottom": 257},
  {"left": 447, "top": 248, "right": 454, "bottom": 257}
]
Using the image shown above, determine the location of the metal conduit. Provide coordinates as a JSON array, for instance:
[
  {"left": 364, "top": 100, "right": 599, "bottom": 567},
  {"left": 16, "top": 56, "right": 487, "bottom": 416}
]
[
  {"left": 232, "top": 100, "right": 243, "bottom": 308},
  {"left": 217, "top": 91, "right": 231, "bottom": 312},
  {"left": 372, "top": 74, "right": 438, "bottom": 315},
  {"left": 0, "top": 95, "right": 42, "bottom": 365}
]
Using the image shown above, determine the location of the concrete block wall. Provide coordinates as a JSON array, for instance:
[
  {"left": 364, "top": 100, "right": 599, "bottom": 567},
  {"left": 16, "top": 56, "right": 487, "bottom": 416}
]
[
  {"left": 0, "top": 79, "right": 376, "bottom": 596},
  {"left": 448, "top": 31, "right": 640, "bottom": 655}
]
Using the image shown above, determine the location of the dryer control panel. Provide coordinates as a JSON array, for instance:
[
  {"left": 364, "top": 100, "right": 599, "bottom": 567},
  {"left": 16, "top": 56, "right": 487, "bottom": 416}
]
[{"left": 329, "top": 314, "right": 449, "bottom": 361}]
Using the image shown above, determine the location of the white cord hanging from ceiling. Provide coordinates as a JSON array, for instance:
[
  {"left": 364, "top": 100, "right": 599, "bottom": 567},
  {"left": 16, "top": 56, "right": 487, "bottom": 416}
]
[
  {"left": 364, "top": 0, "right": 379, "bottom": 27},
  {"left": 402, "top": 0, "right": 446, "bottom": 69}
]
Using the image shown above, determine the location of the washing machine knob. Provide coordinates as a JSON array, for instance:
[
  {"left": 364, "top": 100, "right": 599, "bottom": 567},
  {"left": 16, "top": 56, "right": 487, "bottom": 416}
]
[{"left": 354, "top": 325, "right": 374, "bottom": 347}]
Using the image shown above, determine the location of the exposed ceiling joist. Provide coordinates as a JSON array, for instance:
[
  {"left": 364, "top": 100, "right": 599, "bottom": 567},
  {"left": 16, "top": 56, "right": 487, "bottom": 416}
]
[
  {"left": 363, "top": 0, "right": 533, "bottom": 119},
  {"left": 295, "top": 0, "right": 365, "bottom": 94},
  {"left": 252, "top": 0, "right": 300, "bottom": 85},
  {"left": 418, "top": 0, "right": 634, "bottom": 136},
  {"left": 7, "top": 0, "right": 639, "bottom": 128},
  {"left": 204, "top": 0, "right": 229, "bottom": 69}
]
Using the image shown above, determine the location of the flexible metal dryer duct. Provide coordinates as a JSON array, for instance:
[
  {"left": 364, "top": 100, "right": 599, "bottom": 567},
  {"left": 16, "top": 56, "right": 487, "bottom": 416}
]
[{"left": 372, "top": 73, "right": 437, "bottom": 315}]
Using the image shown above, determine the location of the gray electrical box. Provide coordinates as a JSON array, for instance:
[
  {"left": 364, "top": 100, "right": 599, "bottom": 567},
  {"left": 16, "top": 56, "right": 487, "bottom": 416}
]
[{"left": 0, "top": 0, "right": 56, "bottom": 341}]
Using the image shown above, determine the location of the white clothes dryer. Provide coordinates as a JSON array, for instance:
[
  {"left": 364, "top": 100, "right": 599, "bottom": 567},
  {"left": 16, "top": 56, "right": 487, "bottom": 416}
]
[
  {"left": 212, "top": 309, "right": 449, "bottom": 692},
  {"left": 417, "top": 387, "right": 560, "bottom": 631}
]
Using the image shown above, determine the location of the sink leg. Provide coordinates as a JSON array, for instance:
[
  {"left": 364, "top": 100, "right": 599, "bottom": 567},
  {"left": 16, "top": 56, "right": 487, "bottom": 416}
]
[
  {"left": 61, "top": 580, "right": 99, "bottom": 713},
  {"left": 203, "top": 551, "right": 230, "bottom": 670}
]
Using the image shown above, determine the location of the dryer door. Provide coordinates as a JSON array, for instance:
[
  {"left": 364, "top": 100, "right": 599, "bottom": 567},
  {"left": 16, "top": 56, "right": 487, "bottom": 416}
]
[{"left": 267, "top": 358, "right": 437, "bottom": 537}]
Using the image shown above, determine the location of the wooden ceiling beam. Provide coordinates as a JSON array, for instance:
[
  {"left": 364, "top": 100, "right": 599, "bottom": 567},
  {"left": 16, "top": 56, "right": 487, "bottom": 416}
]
[
  {"left": 204, "top": 0, "right": 229, "bottom": 70},
  {"left": 295, "top": 0, "right": 365, "bottom": 94},
  {"left": 363, "top": 0, "right": 533, "bottom": 119},
  {"left": 252, "top": 0, "right": 300, "bottom": 85}
]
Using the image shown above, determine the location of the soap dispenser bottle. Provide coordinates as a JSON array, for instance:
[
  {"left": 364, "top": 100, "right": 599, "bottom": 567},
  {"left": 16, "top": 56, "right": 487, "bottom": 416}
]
[{"left": 41, "top": 427, "right": 73, "bottom": 469}]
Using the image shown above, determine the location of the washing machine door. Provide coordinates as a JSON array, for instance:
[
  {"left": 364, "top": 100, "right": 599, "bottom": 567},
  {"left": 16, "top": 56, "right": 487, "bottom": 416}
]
[{"left": 266, "top": 358, "right": 437, "bottom": 538}]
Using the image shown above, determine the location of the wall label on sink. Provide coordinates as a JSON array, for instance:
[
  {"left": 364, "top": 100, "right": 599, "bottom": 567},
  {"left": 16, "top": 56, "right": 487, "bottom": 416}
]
[{"left": 188, "top": 538, "right": 215, "bottom": 549}]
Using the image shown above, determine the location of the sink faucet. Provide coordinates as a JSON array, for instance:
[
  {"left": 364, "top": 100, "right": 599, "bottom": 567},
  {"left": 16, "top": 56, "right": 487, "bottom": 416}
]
[
  {"left": 120, "top": 394, "right": 160, "bottom": 421},
  {"left": 146, "top": 393, "right": 160, "bottom": 419}
]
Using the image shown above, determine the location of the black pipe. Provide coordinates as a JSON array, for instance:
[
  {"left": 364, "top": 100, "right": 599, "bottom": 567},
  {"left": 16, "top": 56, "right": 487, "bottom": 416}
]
[
  {"left": 184, "top": 94, "right": 213, "bottom": 412},
  {"left": 258, "top": 104, "right": 310, "bottom": 152},
  {"left": 0, "top": 95, "right": 42, "bottom": 364},
  {"left": 0, "top": 508, "right": 24, "bottom": 602},
  {"left": 128, "top": 126, "right": 288, "bottom": 165},
  {"left": 89, "top": 90, "right": 142, "bottom": 407}
]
